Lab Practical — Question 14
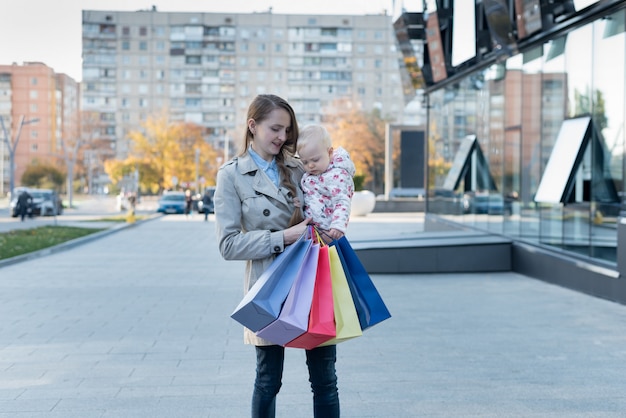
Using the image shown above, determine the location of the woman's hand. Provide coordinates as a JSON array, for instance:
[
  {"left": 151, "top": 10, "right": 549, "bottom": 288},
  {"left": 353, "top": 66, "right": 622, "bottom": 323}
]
[{"left": 283, "top": 217, "right": 312, "bottom": 245}]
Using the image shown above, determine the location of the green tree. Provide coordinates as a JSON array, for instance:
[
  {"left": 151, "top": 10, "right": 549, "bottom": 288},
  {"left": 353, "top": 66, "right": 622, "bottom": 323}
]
[
  {"left": 21, "top": 163, "right": 65, "bottom": 189},
  {"left": 574, "top": 88, "right": 608, "bottom": 130}
]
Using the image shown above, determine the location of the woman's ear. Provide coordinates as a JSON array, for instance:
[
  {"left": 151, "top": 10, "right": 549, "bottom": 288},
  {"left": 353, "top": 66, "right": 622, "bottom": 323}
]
[{"left": 247, "top": 119, "right": 256, "bottom": 135}]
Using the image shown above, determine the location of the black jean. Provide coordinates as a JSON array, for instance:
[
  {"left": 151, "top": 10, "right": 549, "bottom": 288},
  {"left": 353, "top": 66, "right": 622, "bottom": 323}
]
[{"left": 252, "top": 344, "right": 339, "bottom": 418}]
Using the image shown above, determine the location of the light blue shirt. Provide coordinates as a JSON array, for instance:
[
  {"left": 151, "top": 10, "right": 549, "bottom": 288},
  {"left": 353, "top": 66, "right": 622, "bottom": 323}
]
[{"left": 248, "top": 147, "right": 280, "bottom": 188}]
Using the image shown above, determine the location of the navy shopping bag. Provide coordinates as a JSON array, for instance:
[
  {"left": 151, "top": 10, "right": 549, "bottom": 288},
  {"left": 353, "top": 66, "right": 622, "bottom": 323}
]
[
  {"left": 231, "top": 234, "right": 312, "bottom": 332},
  {"left": 333, "top": 236, "right": 391, "bottom": 330}
]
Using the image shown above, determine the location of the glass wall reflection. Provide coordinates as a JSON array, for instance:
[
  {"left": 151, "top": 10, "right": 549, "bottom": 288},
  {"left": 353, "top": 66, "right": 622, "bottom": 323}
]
[{"left": 427, "top": 9, "right": 626, "bottom": 264}]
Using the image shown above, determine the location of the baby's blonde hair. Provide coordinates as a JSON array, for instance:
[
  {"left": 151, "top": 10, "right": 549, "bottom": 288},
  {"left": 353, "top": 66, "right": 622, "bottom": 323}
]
[{"left": 297, "top": 124, "right": 332, "bottom": 152}]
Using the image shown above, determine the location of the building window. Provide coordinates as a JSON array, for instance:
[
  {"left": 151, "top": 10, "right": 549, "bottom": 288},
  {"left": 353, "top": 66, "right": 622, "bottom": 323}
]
[
  {"left": 186, "top": 55, "right": 201, "bottom": 64},
  {"left": 31, "top": 131, "right": 38, "bottom": 139},
  {"left": 305, "top": 43, "right": 319, "bottom": 52},
  {"left": 122, "top": 26, "right": 130, "bottom": 36},
  {"left": 31, "top": 143, "right": 38, "bottom": 151},
  {"left": 122, "top": 41, "right": 130, "bottom": 50},
  {"left": 30, "top": 104, "right": 37, "bottom": 112},
  {"left": 139, "top": 26, "right": 147, "bottom": 36},
  {"left": 139, "top": 41, "right": 148, "bottom": 50},
  {"left": 29, "top": 90, "right": 38, "bottom": 99}
]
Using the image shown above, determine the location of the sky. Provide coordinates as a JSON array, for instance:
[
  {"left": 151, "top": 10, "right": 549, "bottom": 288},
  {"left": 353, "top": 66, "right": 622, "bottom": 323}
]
[{"left": 0, "top": 0, "right": 417, "bottom": 82}]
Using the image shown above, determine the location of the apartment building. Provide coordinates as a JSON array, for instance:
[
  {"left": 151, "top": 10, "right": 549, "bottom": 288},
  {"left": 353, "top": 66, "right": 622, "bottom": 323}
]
[
  {"left": 0, "top": 62, "right": 79, "bottom": 195},
  {"left": 81, "top": 9, "right": 406, "bottom": 159}
]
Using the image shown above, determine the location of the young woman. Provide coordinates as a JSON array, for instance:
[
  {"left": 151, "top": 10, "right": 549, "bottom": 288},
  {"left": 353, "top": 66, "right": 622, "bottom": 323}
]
[{"left": 214, "top": 94, "right": 340, "bottom": 418}]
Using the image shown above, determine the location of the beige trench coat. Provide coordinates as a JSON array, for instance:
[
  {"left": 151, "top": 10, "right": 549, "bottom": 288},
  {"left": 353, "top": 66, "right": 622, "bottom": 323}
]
[{"left": 214, "top": 152, "right": 305, "bottom": 346}]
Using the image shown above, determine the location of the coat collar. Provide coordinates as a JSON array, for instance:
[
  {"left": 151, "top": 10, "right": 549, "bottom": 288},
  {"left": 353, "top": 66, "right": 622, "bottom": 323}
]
[{"left": 235, "top": 152, "right": 300, "bottom": 206}]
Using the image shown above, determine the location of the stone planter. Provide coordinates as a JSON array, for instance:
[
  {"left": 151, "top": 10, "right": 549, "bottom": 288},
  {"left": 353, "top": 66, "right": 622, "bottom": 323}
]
[{"left": 351, "top": 190, "right": 376, "bottom": 216}]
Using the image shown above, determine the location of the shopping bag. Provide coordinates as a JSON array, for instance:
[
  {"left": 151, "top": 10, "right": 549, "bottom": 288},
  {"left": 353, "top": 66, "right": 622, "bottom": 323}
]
[
  {"left": 334, "top": 236, "right": 391, "bottom": 330},
  {"left": 320, "top": 245, "right": 362, "bottom": 346},
  {"left": 230, "top": 233, "right": 312, "bottom": 332},
  {"left": 285, "top": 244, "right": 336, "bottom": 349},
  {"left": 256, "top": 242, "right": 320, "bottom": 345}
]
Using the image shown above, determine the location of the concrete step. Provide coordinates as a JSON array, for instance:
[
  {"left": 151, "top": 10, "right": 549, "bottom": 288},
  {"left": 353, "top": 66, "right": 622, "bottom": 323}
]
[{"left": 352, "top": 231, "right": 512, "bottom": 273}]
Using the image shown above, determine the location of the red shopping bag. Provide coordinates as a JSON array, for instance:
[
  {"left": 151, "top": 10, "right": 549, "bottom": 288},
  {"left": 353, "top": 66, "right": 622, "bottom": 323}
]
[{"left": 285, "top": 244, "right": 336, "bottom": 349}]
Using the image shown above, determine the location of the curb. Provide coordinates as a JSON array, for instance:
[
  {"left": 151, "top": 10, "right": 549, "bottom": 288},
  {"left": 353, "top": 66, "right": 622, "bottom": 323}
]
[{"left": 0, "top": 214, "right": 163, "bottom": 269}]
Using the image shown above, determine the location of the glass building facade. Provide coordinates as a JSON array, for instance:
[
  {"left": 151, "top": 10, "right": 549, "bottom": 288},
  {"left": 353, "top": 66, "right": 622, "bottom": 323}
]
[{"left": 423, "top": 3, "right": 625, "bottom": 276}]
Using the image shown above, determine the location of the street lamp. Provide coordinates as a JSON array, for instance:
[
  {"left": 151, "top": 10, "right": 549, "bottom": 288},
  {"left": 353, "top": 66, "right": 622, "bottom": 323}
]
[{"left": 0, "top": 115, "right": 40, "bottom": 198}]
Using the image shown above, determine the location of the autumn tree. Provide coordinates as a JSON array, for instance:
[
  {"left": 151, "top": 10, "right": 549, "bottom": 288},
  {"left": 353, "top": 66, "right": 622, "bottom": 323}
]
[
  {"left": 324, "top": 102, "right": 392, "bottom": 194},
  {"left": 105, "top": 116, "right": 218, "bottom": 193}
]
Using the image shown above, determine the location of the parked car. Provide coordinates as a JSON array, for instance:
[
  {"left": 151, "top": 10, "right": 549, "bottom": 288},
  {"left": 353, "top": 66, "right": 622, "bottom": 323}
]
[
  {"left": 32, "top": 189, "right": 63, "bottom": 216},
  {"left": 10, "top": 188, "right": 62, "bottom": 217},
  {"left": 196, "top": 187, "right": 216, "bottom": 214},
  {"left": 156, "top": 191, "right": 186, "bottom": 214},
  {"left": 461, "top": 192, "right": 511, "bottom": 215}
]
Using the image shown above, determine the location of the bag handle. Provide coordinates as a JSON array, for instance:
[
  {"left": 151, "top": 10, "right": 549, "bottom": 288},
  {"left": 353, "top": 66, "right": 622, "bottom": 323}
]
[{"left": 311, "top": 225, "right": 328, "bottom": 247}]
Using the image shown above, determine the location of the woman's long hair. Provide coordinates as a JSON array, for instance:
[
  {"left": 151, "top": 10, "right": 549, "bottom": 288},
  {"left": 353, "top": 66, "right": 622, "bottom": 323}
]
[{"left": 242, "top": 94, "right": 304, "bottom": 226}]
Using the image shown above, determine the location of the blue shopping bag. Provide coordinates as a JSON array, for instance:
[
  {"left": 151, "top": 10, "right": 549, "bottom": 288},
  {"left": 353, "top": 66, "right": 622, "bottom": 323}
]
[
  {"left": 231, "top": 233, "right": 312, "bottom": 332},
  {"left": 256, "top": 242, "right": 320, "bottom": 346},
  {"left": 333, "top": 236, "right": 391, "bottom": 330}
]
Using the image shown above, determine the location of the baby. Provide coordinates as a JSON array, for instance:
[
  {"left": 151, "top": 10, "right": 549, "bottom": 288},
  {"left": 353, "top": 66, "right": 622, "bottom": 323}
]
[{"left": 297, "top": 124, "right": 356, "bottom": 240}]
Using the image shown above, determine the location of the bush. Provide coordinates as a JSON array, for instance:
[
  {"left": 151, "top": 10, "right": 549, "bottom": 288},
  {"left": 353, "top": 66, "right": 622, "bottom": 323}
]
[{"left": 353, "top": 174, "right": 365, "bottom": 192}]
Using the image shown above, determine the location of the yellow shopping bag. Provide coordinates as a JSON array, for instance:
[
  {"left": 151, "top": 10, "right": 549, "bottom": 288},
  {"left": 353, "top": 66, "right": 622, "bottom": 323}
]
[{"left": 320, "top": 246, "right": 363, "bottom": 346}]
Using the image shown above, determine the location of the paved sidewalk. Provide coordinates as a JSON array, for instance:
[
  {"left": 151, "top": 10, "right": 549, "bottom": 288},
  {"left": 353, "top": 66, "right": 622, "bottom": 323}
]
[
  {"left": 0, "top": 195, "right": 159, "bottom": 235},
  {"left": 1, "top": 214, "right": 626, "bottom": 417}
]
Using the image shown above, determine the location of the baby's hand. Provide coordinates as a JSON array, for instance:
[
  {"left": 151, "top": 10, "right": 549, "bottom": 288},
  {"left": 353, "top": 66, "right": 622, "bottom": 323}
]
[{"left": 327, "top": 228, "right": 344, "bottom": 240}]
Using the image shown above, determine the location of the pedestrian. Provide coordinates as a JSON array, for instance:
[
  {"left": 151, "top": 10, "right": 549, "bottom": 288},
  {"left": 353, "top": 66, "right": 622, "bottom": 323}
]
[
  {"left": 184, "top": 189, "right": 193, "bottom": 218},
  {"left": 16, "top": 189, "right": 33, "bottom": 222},
  {"left": 201, "top": 188, "right": 212, "bottom": 221},
  {"left": 297, "top": 124, "right": 356, "bottom": 241},
  {"left": 214, "top": 94, "right": 340, "bottom": 417}
]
